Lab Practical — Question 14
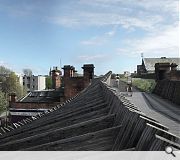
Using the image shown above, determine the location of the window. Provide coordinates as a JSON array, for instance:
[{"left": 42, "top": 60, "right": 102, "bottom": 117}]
[{"left": 27, "top": 84, "right": 30, "bottom": 88}]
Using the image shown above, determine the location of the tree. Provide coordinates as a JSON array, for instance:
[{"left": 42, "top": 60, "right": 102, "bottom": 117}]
[
  {"left": 23, "top": 68, "right": 32, "bottom": 76},
  {"left": 0, "top": 91, "right": 7, "bottom": 114},
  {"left": 0, "top": 66, "right": 11, "bottom": 74},
  {"left": 0, "top": 66, "right": 27, "bottom": 99},
  {"left": 46, "top": 76, "right": 52, "bottom": 89},
  {"left": 0, "top": 66, "right": 28, "bottom": 114},
  {"left": 5, "top": 72, "right": 27, "bottom": 98}
]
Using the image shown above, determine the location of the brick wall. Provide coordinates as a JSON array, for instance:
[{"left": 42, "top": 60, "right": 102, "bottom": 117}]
[
  {"left": 64, "top": 77, "right": 84, "bottom": 100},
  {"left": 62, "top": 64, "right": 94, "bottom": 100}
]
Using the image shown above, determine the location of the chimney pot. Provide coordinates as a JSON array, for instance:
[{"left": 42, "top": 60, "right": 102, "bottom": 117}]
[{"left": 9, "top": 93, "right": 16, "bottom": 103}]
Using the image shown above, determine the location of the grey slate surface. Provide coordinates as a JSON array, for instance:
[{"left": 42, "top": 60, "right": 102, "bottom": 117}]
[
  {"left": 114, "top": 80, "right": 180, "bottom": 137},
  {"left": 19, "top": 90, "right": 64, "bottom": 103},
  {"left": 143, "top": 58, "right": 180, "bottom": 72}
]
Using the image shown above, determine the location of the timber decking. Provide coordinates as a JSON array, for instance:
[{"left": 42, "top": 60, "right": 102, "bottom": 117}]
[{"left": 0, "top": 72, "right": 179, "bottom": 151}]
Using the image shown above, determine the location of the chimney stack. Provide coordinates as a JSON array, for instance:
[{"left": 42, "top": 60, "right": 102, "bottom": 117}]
[
  {"left": 171, "top": 63, "right": 178, "bottom": 71},
  {"left": 51, "top": 66, "right": 62, "bottom": 89},
  {"left": 62, "top": 65, "right": 76, "bottom": 78},
  {"left": 82, "top": 64, "right": 95, "bottom": 87},
  {"left": 9, "top": 92, "right": 16, "bottom": 104}
]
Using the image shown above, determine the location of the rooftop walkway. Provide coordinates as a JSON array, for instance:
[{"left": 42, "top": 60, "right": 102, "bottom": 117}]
[
  {"left": 0, "top": 73, "right": 179, "bottom": 151},
  {"left": 111, "top": 80, "right": 180, "bottom": 137}
]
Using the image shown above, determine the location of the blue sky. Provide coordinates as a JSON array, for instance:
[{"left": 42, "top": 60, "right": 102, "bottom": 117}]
[{"left": 0, "top": 0, "right": 179, "bottom": 75}]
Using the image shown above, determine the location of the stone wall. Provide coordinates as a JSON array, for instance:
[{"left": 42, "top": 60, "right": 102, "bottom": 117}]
[{"left": 153, "top": 80, "right": 180, "bottom": 105}]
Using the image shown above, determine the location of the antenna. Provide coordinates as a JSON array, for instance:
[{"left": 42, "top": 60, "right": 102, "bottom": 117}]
[
  {"left": 49, "top": 67, "right": 52, "bottom": 76},
  {"left": 141, "top": 53, "right": 144, "bottom": 59},
  {"left": 60, "top": 58, "right": 62, "bottom": 69}
]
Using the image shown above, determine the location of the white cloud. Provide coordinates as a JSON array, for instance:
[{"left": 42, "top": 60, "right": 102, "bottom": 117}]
[
  {"left": 1, "top": 0, "right": 178, "bottom": 33},
  {"left": 0, "top": 60, "right": 48, "bottom": 75},
  {"left": 67, "top": 0, "right": 178, "bottom": 30},
  {"left": 77, "top": 54, "right": 110, "bottom": 62},
  {"left": 117, "top": 24, "right": 179, "bottom": 58},
  {"left": 0, "top": 60, "right": 7, "bottom": 66},
  {"left": 105, "top": 30, "right": 116, "bottom": 36},
  {"left": 79, "top": 0, "right": 178, "bottom": 16},
  {"left": 48, "top": 12, "right": 163, "bottom": 32},
  {"left": 0, "top": 60, "right": 12, "bottom": 69},
  {"left": 81, "top": 28, "right": 116, "bottom": 46},
  {"left": 81, "top": 36, "right": 107, "bottom": 46}
]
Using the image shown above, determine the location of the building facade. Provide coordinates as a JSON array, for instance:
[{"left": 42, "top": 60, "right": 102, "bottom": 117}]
[
  {"left": 9, "top": 64, "right": 95, "bottom": 123},
  {"left": 137, "top": 57, "right": 180, "bottom": 75},
  {"left": 20, "top": 75, "right": 46, "bottom": 92},
  {"left": 62, "top": 64, "right": 95, "bottom": 100}
]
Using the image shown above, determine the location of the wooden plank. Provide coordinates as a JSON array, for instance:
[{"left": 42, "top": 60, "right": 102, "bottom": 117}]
[
  {"left": 112, "top": 112, "right": 140, "bottom": 150},
  {"left": 24, "top": 125, "right": 122, "bottom": 151},
  {"left": 0, "top": 99, "right": 107, "bottom": 140},
  {"left": 0, "top": 91, "right": 105, "bottom": 140},
  {"left": 0, "top": 114, "right": 115, "bottom": 150},
  {"left": 149, "top": 134, "right": 180, "bottom": 151},
  {"left": 0, "top": 106, "right": 110, "bottom": 144},
  {"left": 136, "top": 123, "right": 180, "bottom": 151}
]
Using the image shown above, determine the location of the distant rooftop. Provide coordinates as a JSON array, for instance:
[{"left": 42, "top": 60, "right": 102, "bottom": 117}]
[
  {"left": 143, "top": 57, "right": 180, "bottom": 72},
  {"left": 19, "top": 89, "right": 64, "bottom": 103}
]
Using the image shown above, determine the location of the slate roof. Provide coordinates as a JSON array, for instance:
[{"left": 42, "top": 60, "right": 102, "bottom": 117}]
[
  {"left": 19, "top": 89, "right": 64, "bottom": 103},
  {"left": 143, "top": 58, "right": 180, "bottom": 72},
  {"left": 0, "top": 72, "right": 179, "bottom": 151}
]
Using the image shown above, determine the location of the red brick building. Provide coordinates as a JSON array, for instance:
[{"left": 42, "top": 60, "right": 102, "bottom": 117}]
[
  {"left": 63, "top": 64, "right": 94, "bottom": 100},
  {"left": 9, "top": 64, "right": 95, "bottom": 122}
]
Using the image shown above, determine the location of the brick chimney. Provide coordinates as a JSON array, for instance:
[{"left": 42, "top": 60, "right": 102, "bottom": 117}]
[
  {"left": 62, "top": 65, "right": 71, "bottom": 78},
  {"left": 82, "top": 64, "right": 95, "bottom": 87},
  {"left": 51, "top": 66, "right": 62, "bottom": 89},
  {"left": 171, "top": 63, "right": 178, "bottom": 71},
  {"left": 155, "top": 63, "right": 171, "bottom": 81},
  {"left": 168, "top": 63, "right": 180, "bottom": 80},
  {"left": 70, "top": 66, "right": 76, "bottom": 77},
  {"left": 9, "top": 92, "right": 16, "bottom": 104}
]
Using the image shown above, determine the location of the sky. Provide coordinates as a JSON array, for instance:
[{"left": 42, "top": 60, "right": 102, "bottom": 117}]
[{"left": 0, "top": 0, "right": 179, "bottom": 76}]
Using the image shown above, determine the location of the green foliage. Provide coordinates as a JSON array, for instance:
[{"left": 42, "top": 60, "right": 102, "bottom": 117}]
[
  {"left": 22, "top": 86, "right": 28, "bottom": 96},
  {"left": 0, "top": 66, "right": 11, "bottom": 74},
  {"left": 0, "top": 66, "right": 26, "bottom": 98},
  {"left": 0, "top": 91, "right": 7, "bottom": 114},
  {"left": 46, "top": 76, "right": 52, "bottom": 89},
  {"left": 1, "top": 72, "right": 24, "bottom": 98},
  {"left": 119, "top": 77, "right": 128, "bottom": 82},
  {"left": 0, "top": 66, "right": 28, "bottom": 113},
  {"left": 119, "top": 74, "right": 125, "bottom": 78},
  {"left": 132, "top": 78, "right": 156, "bottom": 92}
]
